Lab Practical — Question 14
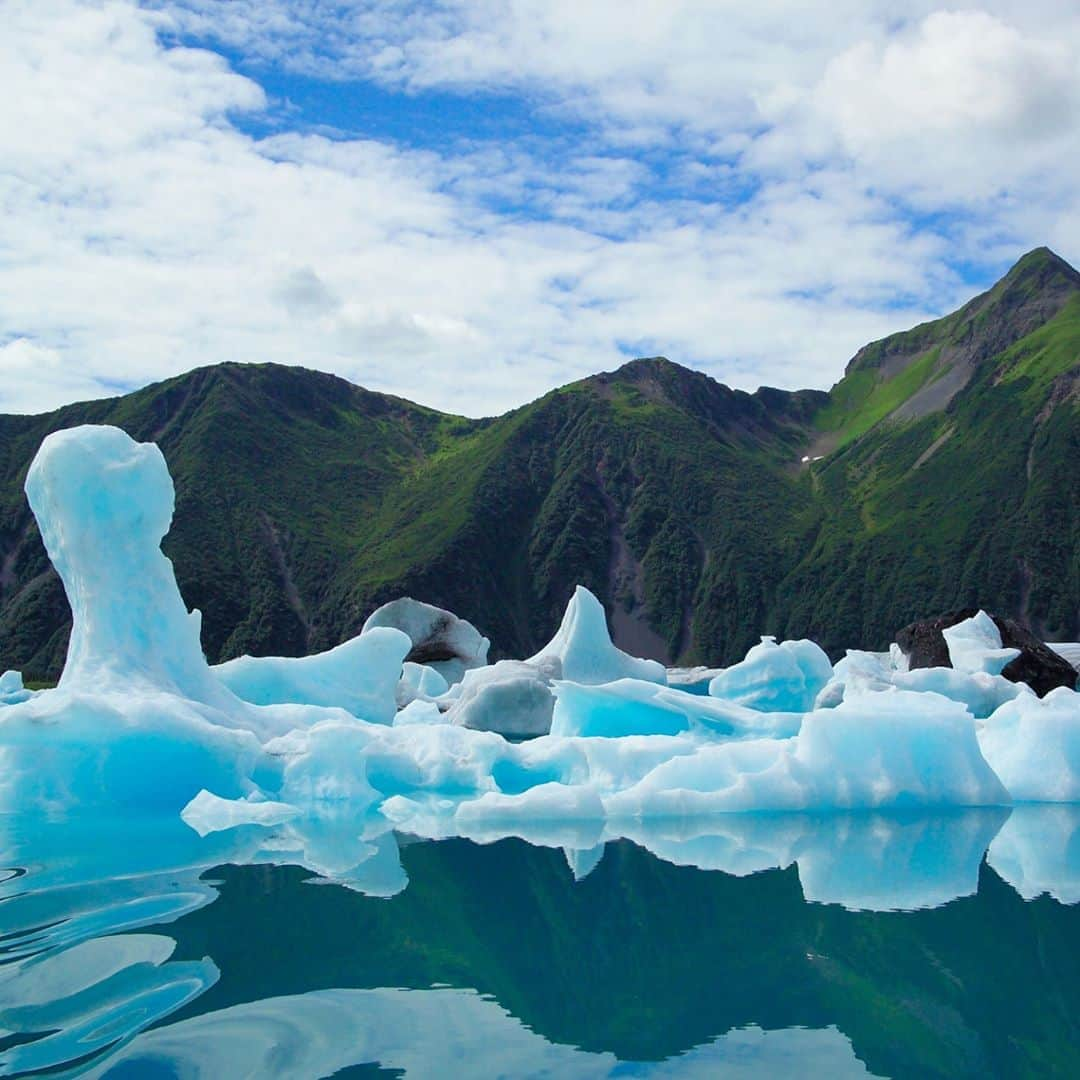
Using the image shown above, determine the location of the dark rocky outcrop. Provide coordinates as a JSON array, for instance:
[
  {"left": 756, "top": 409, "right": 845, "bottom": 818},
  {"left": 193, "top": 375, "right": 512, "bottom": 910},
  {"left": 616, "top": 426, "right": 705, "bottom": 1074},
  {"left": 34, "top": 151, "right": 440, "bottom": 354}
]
[{"left": 896, "top": 609, "right": 1078, "bottom": 697}]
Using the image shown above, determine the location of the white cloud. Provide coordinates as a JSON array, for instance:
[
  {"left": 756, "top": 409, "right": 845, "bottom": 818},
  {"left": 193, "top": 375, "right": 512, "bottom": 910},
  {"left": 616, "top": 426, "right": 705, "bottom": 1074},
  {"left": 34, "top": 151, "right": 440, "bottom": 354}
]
[
  {"left": 0, "top": 339, "right": 113, "bottom": 413},
  {"left": 0, "top": 0, "right": 1077, "bottom": 417},
  {"left": 803, "top": 10, "right": 1080, "bottom": 204}
]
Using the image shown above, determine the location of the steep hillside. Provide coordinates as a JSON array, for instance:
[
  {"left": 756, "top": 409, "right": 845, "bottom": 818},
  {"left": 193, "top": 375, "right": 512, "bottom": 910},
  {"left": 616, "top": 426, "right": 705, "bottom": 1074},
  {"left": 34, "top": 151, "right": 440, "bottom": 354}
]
[
  {"left": 786, "top": 246, "right": 1080, "bottom": 647},
  {"left": 0, "top": 248, "right": 1077, "bottom": 678}
]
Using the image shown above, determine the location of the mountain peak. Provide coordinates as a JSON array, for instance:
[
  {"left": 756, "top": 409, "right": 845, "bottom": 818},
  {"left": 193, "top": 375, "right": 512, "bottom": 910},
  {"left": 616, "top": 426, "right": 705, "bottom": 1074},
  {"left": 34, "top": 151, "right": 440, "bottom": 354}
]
[{"left": 1003, "top": 246, "right": 1080, "bottom": 289}]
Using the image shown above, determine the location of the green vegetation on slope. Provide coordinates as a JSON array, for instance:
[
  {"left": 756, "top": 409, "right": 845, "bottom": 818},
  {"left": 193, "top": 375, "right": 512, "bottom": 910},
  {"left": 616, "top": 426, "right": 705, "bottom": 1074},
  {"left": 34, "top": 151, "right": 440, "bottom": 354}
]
[{"left": 0, "top": 248, "right": 1077, "bottom": 678}]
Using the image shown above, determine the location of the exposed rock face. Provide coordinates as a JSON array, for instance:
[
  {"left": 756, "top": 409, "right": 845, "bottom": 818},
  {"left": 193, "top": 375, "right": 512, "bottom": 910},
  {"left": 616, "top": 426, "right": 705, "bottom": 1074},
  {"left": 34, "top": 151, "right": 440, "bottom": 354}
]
[
  {"left": 896, "top": 609, "right": 1078, "bottom": 698},
  {"left": 362, "top": 598, "right": 489, "bottom": 687}
]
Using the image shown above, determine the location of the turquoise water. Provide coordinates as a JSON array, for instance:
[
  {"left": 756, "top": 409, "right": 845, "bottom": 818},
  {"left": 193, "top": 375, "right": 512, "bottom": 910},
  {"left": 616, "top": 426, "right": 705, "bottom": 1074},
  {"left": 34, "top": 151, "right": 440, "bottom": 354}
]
[{"left": 3, "top": 807, "right": 1080, "bottom": 1077}]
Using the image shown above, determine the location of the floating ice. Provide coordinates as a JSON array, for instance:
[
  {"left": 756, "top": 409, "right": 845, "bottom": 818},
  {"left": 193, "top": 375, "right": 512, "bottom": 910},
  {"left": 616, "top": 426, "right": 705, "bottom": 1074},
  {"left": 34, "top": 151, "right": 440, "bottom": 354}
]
[
  {"left": 213, "top": 628, "right": 410, "bottom": 724},
  {"left": 943, "top": 610, "right": 1020, "bottom": 676},
  {"left": 978, "top": 687, "right": 1080, "bottom": 802},
  {"left": 0, "top": 670, "right": 32, "bottom": 706},
  {"left": 397, "top": 661, "right": 450, "bottom": 706},
  {"left": 604, "top": 690, "right": 1008, "bottom": 817},
  {"left": 9, "top": 422, "right": 1080, "bottom": 830},
  {"left": 362, "top": 597, "right": 489, "bottom": 686},
  {"left": 443, "top": 658, "right": 560, "bottom": 736},
  {"left": 550, "top": 679, "right": 801, "bottom": 740},
  {"left": 527, "top": 585, "right": 666, "bottom": 685},
  {"left": 24, "top": 426, "right": 234, "bottom": 704},
  {"left": 709, "top": 636, "right": 833, "bottom": 712}
]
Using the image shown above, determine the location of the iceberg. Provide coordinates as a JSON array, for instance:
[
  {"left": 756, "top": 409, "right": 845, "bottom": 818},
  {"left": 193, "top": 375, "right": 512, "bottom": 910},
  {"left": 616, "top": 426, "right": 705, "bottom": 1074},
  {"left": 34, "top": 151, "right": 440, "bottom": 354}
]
[
  {"left": 0, "top": 669, "right": 33, "bottom": 706},
  {"left": 942, "top": 610, "right": 1021, "bottom": 676},
  {"left": 213, "top": 628, "right": 410, "bottom": 724},
  {"left": 978, "top": 687, "right": 1080, "bottom": 802},
  {"left": 362, "top": 597, "right": 489, "bottom": 686},
  {"left": 10, "top": 422, "right": 1080, "bottom": 831},
  {"left": 550, "top": 679, "right": 801, "bottom": 740},
  {"left": 709, "top": 636, "right": 833, "bottom": 712},
  {"left": 397, "top": 660, "right": 450, "bottom": 706},
  {"left": 604, "top": 690, "right": 1009, "bottom": 817},
  {"left": 443, "top": 658, "right": 560, "bottom": 736},
  {"left": 527, "top": 585, "right": 666, "bottom": 685}
]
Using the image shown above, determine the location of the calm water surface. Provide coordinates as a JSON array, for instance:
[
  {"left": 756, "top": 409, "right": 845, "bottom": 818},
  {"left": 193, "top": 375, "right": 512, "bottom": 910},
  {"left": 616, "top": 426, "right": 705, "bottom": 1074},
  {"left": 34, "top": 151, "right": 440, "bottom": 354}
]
[{"left": 2, "top": 805, "right": 1080, "bottom": 1078}]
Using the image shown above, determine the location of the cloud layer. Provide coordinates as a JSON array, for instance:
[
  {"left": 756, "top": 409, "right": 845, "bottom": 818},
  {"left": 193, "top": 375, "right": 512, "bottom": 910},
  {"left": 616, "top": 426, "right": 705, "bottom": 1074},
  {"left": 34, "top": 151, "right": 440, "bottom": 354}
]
[{"left": 1, "top": 0, "right": 1078, "bottom": 415}]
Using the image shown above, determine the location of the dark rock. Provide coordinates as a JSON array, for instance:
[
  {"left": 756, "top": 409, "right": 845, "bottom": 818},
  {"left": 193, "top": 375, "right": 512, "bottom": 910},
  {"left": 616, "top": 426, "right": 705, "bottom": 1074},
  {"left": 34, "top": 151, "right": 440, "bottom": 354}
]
[{"left": 896, "top": 609, "right": 1078, "bottom": 697}]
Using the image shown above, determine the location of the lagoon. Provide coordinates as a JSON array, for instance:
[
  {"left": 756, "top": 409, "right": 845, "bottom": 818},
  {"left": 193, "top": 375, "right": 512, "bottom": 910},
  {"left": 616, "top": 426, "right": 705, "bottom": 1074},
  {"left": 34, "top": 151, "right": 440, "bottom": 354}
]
[{"left": 3, "top": 805, "right": 1080, "bottom": 1077}]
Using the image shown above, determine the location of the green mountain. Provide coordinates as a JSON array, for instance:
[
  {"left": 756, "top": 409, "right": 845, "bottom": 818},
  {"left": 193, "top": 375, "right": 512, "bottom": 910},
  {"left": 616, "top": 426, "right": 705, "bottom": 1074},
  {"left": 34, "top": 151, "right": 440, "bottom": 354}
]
[{"left": 1, "top": 247, "right": 1077, "bottom": 679}]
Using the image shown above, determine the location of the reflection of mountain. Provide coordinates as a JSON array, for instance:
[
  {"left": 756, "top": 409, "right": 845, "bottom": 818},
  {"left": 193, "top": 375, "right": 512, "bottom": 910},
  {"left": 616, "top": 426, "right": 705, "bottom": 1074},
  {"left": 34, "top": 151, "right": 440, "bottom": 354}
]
[
  {"left": 4, "top": 809, "right": 1080, "bottom": 1077},
  {"left": 161, "top": 820, "right": 1080, "bottom": 1078},
  {"left": 88, "top": 988, "right": 876, "bottom": 1079}
]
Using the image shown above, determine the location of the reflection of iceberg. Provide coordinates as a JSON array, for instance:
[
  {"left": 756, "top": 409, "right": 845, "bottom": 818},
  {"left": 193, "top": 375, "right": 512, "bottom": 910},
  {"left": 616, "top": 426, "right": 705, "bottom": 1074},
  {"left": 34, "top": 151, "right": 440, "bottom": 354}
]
[
  {"left": 794, "top": 809, "right": 1009, "bottom": 911},
  {"left": 987, "top": 805, "right": 1080, "bottom": 904},
  {"left": 424, "top": 809, "right": 1010, "bottom": 913},
  {"left": 84, "top": 986, "right": 879, "bottom": 1079}
]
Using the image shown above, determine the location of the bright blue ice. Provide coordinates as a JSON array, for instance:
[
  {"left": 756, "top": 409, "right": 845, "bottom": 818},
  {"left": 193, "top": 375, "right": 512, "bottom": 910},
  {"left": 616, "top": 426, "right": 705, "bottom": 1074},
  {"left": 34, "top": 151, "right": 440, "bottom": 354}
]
[{"left": 3, "top": 424, "right": 1080, "bottom": 831}]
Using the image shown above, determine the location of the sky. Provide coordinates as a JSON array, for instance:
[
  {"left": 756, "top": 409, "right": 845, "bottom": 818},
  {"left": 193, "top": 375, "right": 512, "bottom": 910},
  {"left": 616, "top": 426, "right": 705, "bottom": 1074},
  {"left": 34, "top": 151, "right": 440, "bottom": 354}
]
[{"left": 1, "top": 1, "right": 1078, "bottom": 417}]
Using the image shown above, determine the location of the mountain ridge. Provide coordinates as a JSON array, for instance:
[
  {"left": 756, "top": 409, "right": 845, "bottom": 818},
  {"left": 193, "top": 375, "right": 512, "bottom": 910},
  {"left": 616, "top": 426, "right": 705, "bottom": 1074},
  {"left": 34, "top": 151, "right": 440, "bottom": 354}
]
[{"left": 1, "top": 247, "right": 1077, "bottom": 679}]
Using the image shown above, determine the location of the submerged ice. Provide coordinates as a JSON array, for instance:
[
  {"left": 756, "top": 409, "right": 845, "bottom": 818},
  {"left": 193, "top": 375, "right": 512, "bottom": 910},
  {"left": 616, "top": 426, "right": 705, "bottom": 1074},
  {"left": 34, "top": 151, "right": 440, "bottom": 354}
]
[{"left": 1, "top": 423, "right": 1079, "bottom": 831}]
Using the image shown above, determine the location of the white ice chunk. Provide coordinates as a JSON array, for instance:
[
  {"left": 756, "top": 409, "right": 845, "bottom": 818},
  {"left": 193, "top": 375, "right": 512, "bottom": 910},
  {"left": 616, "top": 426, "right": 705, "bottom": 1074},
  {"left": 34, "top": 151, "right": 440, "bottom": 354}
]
[
  {"left": 895, "top": 666, "right": 1026, "bottom": 719},
  {"left": 445, "top": 658, "right": 559, "bottom": 736},
  {"left": 527, "top": 585, "right": 666, "bottom": 686},
  {"left": 456, "top": 782, "right": 605, "bottom": 829},
  {"left": 551, "top": 679, "right": 801, "bottom": 740},
  {"left": 709, "top": 636, "right": 833, "bottom": 713},
  {"left": 0, "top": 670, "right": 32, "bottom": 706},
  {"left": 180, "top": 789, "right": 300, "bottom": 836},
  {"left": 978, "top": 686, "right": 1080, "bottom": 802},
  {"left": 213, "top": 628, "right": 410, "bottom": 725},
  {"left": 393, "top": 699, "right": 448, "bottom": 727},
  {"left": 397, "top": 661, "right": 450, "bottom": 707},
  {"left": 606, "top": 690, "right": 1009, "bottom": 817},
  {"left": 362, "top": 597, "right": 489, "bottom": 686},
  {"left": 942, "top": 610, "right": 1020, "bottom": 676},
  {"left": 1048, "top": 643, "right": 1080, "bottom": 671}
]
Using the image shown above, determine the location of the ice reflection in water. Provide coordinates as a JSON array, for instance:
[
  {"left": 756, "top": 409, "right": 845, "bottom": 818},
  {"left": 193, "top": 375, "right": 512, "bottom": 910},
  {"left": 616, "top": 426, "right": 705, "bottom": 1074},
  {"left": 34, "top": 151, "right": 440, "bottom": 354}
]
[{"left": 0, "top": 806, "right": 1079, "bottom": 1077}]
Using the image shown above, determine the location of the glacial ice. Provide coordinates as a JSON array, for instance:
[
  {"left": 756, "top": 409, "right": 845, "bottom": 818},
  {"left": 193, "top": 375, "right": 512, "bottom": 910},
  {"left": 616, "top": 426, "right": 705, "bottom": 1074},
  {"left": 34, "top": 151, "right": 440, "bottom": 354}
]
[
  {"left": 708, "top": 636, "right": 833, "bottom": 712},
  {"left": 5, "top": 423, "right": 1080, "bottom": 835},
  {"left": 527, "top": 585, "right": 667, "bottom": 685},
  {"left": 362, "top": 596, "right": 489, "bottom": 686},
  {"left": 397, "top": 660, "right": 450, "bottom": 706},
  {"left": 977, "top": 688, "right": 1080, "bottom": 802},
  {"left": 213, "top": 628, "right": 411, "bottom": 724},
  {"left": 443, "top": 657, "right": 561, "bottom": 736},
  {"left": 603, "top": 690, "right": 1009, "bottom": 817},
  {"left": 0, "top": 670, "right": 32, "bottom": 706},
  {"left": 1050, "top": 642, "right": 1080, "bottom": 671},
  {"left": 942, "top": 609, "right": 1020, "bottom": 675}
]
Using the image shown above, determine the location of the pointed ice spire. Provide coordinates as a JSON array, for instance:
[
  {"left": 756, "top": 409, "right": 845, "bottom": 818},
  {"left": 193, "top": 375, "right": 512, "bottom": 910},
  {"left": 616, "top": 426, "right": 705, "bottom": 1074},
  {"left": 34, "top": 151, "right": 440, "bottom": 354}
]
[{"left": 527, "top": 585, "right": 666, "bottom": 685}]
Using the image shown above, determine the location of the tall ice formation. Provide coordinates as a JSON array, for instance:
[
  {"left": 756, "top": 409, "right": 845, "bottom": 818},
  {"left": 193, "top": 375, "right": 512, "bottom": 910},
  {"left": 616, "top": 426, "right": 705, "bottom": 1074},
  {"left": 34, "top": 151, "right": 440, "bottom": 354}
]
[{"left": 4, "top": 423, "right": 1080, "bottom": 822}]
